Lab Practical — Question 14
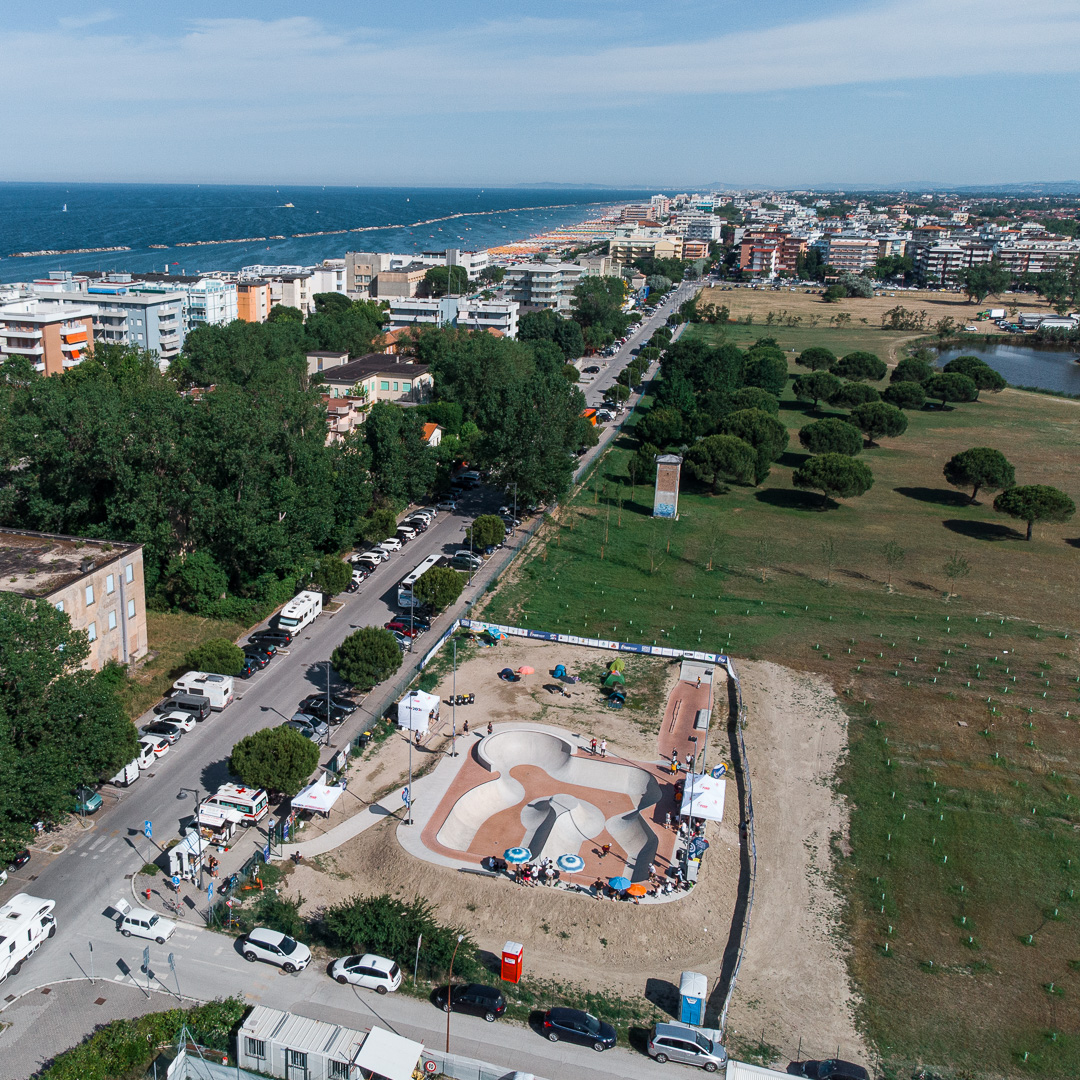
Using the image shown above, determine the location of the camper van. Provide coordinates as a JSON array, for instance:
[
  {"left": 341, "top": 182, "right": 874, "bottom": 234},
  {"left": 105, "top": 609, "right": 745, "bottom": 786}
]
[
  {"left": 276, "top": 590, "right": 323, "bottom": 633},
  {"left": 0, "top": 894, "right": 57, "bottom": 983},
  {"left": 171, "top": 672, "right": 234, "bottom": 710},
  {"left": 205, "top": 783, "right": 269, "bottom": 825}
]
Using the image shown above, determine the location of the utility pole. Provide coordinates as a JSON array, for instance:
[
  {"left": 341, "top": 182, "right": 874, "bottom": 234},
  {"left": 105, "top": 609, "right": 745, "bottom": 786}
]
[{"left": 451, "top": 638, "right": 458, "bottom": 757}]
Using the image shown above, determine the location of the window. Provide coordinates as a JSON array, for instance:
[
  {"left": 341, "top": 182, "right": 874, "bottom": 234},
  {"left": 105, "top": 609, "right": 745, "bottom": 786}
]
[
  {"left": 55, "top": 600, "right": 64, "bottom": 613},
  {"left": 328, "top": 1062, "right": 350, "bottom": 1080},
  {"left": 108, "top": 611, "right": 117, "bottom": 631},
  {"left": 85, "top": 584, "right": 95, "bottom": 605},
  {"left": 125, "top": 563, "right": 134, "bottom": 583},
  {"left": 87, "top": 622, "right": 97, "bottom": 642},
  {"left": 380, "top": 380, "right": 390, "bottom": 391},
  {"left": 128, "top": 598, "right": 136, "bottom": 619},
  {"left": 392, "top": 381, "right": 399, "bottom": 391},
  {"left": 402, "top": 381, "right": 411, "bottom": 391},
  {"left": 244, "top": 1037, "right": 266, "bottom": 1059},
  {"left": 106, "top": 574, "right": 115, "bottom": 594},
  {"left": 287, "top": 1050, "right": 307, "bottom": 1068}
]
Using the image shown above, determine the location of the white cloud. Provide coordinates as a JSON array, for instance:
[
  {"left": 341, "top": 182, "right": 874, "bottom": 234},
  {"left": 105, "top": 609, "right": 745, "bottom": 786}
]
[{"left": 57, "top": 9, "right": 116, "bottom": 30}]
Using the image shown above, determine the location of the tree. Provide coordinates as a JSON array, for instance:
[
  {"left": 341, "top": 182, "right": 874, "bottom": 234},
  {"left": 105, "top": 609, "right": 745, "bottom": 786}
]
[
  {"left": 312, "top": 554, "right": 352, "bottom": 596},
  {"left": 943, "top": 355, "right": 1007, "bottom": 392},
  {"left": 883, "top": 381, "right": 927, "bottom": 410},
  {"left": 993, "top": 485, "right": 1076, "bottom": 540},
  {"left": 719, "top": 408, "right": 789, "bottom": 484},
  {"left": 267, "top": 304, "right": 304, "bottom": 323},
  {"left": 882, "top": 540, "right": 905, "bottom": 592},
  {"left": 838, "top": 273, "right": 874, "bottom": 298},
  {"left": 924, "top": 372, "right": 979, "bottom": 408},
  {"left": 943, "top": 550, "right": 971, "bottom": 600},
  {"left": 891, "top": 356, "right": 935, "bottom": 384},
  {"left": 822, "top": 284, "right": 847, "bottom": 303},
  {"left": 795, "top": 347, "right": 837, "bottom": 371},
  {"left": 943, "top": 447, "right": 1016, "bottom": 504},
  {"left": 313, "top": 292, "right": 353, "bottom": 314},
  {"left": 832, "top": 351, "right": 887, "bottom": 382},
  {"left": 793, "top": 370, "right": 842, "bottom": 410},
  {"left": 571, "top": 276, "right": 629, "bottom": 338},
  {"left": 729, "top": 387, "right": 779, "bottom": 416},
  {"left": 184, "top": 637, "right": 245, "bottom": 676},
  {"left": 229, "top": 725, "right": 320, "bottom": 797},
  {"left": 829, "top": 382, "right": 881, "bottom": 410},
  {"left": 798, "top": 418, "right": 863, "bottom": 456},
  {"left": 849, "top": 401, "right": 908, "bottom": 447},
  {"left": 629, "top": 442, "right": 659, "bottom": 493},
  {"left": 743, "top": 350, "right": 789, "bottom": 396},
  {"left": 413, "top": 566, "right": 465, "bottom": 611},
  {"left": 683, "top": 434, "right": 756, "bottom": 492},
  {"left": 636, "top": 406, "right": 684, "bottom": 448},
  {"left": 332, "top": 627, "right": 404, "bottom": 689},
  {"left": 358, "top": 507, "right": 399, "bottom": 545},
  {"left": 646, "top": 274, "right": 673, "bottom": 293},
  {"left": 423, "top": 265, "right": 469, "bottom": 297},
  {"left": 793, "top": 453, "right": 874, "bottom": 506},
  {"left": 934, "top": 316, "right": 957, "bottom": 340},
  {"left": 957, "top": 259, "right": 1011, "bottom": 303},
  {"left": 479, "top": 266, "right": 505, "bottom": 285},
  {"left": 465, "top": 514, "right": 506, "bottom": 548}
]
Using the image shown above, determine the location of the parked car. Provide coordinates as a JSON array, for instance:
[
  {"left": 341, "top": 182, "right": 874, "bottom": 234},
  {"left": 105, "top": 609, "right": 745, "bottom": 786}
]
[
  {"left": 396, "top": 526, "right": 416, "bottom": 542},
  {"left": 300, "top": 693, "right": 356, "bottom": 717},
  {"left": 390, "top": 631, "right": 410, "bottom": 650},
  {"left": 647, "top": 1023, "right": 727, "bottom": 1071},
  {"left": 156, "top": 710, "right": 197, "bottom": 733},
  {"left": 138, "top": 734, "right": 171, "bottom": 759},
  {"left": 7, "top": 849, "right": 30, "bottom": 873},
  {"left": 243, "top": 927, "right": 311, "bottom": 972},
  {"left": 797, "top": 1061, "right": 870, "bottom": 1080},
  {"left": 583, "top": 365, "right": 601, "bottom": 374},
  {"left": 239, "top": 655, "right": 260, "bottom": 680},
  {"left": 376, "top": 537, "right": 403, "bottom": 553},
  {"left": 241, "top": 650, "right": 270, "bottom": 671},
  {"left": 140, "top": 720, "right": 184, "bottom": 744},
  {"left": 287, "top": 713, "right": 329, "bottom": 740},
  {"left": 297, "top": 700, "right": 349, "bottom": 725},
  {"left": 541, "top": 1008, "right": 616, "bottom": 1051},
  {"left": 436, "top": 499, "right": 458, "bottom": 512},
  {"left": 72, "top": 785, "right": 103, "bottom": 814},
  {"left": 136, "top": 742, "right": 157, "bottom": 770},
  {"left": 114, "top": 898, "right": 176, "bottom": 943},
  {"left": 330, "top": 953, "right": 401, "bottom": 993},
  {"left": 453, "top": 550, "right": 483, "bottom": 568},
  {"left": 250, "top": 629, "right": 293, "bottom": 648},
  {"left": 385, "top": 620, "right": 421, "bottom": 638},
  {"left": 402, "top": 517, "right": 428, "bottom": 532},
  {"left": 153, "top": 693, "right": 211, "bottom": 721},
  {"left": 433, "top": 983, "right": 506, "bottom": 1022}
]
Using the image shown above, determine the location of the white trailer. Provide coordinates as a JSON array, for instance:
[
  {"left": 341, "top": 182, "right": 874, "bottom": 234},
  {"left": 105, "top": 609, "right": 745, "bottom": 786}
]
[
  {"left": 276, "top": 590, "right": 323, "bottom": 632},
  {"left": 0, "top": 894, "right": 57, "bottom": 982},
  {"left": 172, "top": 671, "right": 234, "bottom": 710}
]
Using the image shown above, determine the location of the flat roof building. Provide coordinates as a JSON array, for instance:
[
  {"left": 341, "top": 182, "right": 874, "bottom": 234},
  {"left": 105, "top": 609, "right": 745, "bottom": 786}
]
[{"left": 0, "top": 299, "right": 95, "bottom": 377}]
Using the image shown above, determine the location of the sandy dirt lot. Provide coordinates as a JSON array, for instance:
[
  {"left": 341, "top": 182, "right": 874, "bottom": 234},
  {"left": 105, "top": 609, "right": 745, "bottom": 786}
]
[{"left": 724, "top": 660, "right": 870, "bottom": 1067}]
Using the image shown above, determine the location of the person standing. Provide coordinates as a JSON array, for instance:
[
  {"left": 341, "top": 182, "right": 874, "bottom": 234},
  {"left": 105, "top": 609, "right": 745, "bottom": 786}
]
[
  {"left": 590, "top": 737, "right": 597, "bottom": 755},
  {"left": 670, "top": 750, "right": 679, "bottom": 775},
  {"left": 686, "top": 751, "right": 694, "bottom": 772},
  {"left": 600, "top": 738, "right": 607, "bottom": 758},
  {"left": 462, "top": 718, "right": 469, "bottom": 735},
  {"left": 487, "top": 721, "right": 493, "bottom": 736},
  {"left": 600, "top": 843, "right": 611, "bottom": 858}
]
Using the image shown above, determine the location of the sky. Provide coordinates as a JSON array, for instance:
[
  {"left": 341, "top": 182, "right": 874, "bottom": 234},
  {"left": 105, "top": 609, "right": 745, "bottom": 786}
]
[{"left": 3, "top": 0, "right": 1080, "bottom": 189}]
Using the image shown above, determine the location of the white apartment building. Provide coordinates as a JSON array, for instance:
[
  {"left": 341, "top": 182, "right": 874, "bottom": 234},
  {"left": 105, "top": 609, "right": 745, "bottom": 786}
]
[
  {"left": 386, "top": 296, "right": 518, "bottom": 337},
  {"left": 502, "top": 262, "right": 584, "bottom": 312},
  {"left": 310, "top": 261, "right": 348, "bottom": 296},
  {"left": 815, "top": 235, "right": 879, "bottom": 273},
  {"left": 130, "top": 278, "right": 238, "bottom": 331}
]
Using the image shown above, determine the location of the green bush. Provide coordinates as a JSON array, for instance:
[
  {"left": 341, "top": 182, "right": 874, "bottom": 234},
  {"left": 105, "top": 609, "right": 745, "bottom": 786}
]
[
  {"left": 184, "top": 637, "right": 244, "bottom": 677},
  {"left": 414, "top": 566, "right": 465, "bottom": 612},
  {"left": 229, "top": 725, "right": 320, "bottom": 797},
  {"left": 332, "top": 626, "right": 404, "bottom": 689},
  {"left": 311, "top": 554, "right": 351, "bottom": 596}
]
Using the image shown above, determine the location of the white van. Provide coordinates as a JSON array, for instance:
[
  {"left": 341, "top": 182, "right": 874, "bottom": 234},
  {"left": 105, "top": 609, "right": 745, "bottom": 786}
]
[
  {"left": 0, "top": 894, "right": 57, "bottom": 983},
  {"left": 205, "top": 783, "right": 269, "bottom": 825},
  {"left": 276, "top": 590, "right": 323, "bottom": 633},
  {"left": 110, "top": 758, "right": 140, "bottom": 787},
  {"left": 113, "top": 898, "right": 175, "bottom": 943},
  {"left": 172, "top": 671, "right": 234, "bottom": 710}
]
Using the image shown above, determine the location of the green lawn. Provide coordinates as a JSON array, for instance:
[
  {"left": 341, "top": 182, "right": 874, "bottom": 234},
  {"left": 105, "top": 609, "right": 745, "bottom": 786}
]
[
  {"left": 682, "top": 320, "right": 920, "bottom": 361},
  {"left": 483, "top": 347, "right": 1080, "bottom": 1077}
]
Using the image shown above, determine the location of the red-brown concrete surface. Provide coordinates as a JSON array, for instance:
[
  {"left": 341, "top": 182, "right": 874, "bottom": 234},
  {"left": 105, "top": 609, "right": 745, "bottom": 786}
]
[{"left": 657, "top": 678, "right": 714, "bottom": 769}]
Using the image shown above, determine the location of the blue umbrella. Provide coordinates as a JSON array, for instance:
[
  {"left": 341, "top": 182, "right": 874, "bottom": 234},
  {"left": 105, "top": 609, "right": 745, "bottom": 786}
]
[
  {"left": 608, "top": 876, "right": 631, "bottom": 891},
  {"left": 557, "top": 854, "right": 585, "bottom": 872},
  {"left": 504, "top": 847, "right": 532, "bottom": 864}
]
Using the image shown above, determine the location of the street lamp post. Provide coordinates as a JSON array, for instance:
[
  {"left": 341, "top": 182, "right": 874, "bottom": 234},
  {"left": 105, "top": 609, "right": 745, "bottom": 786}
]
[
  {"left": 177, "top": 788, "right": 204, "bottom": 890},
  {"left": 324, "top": 660, "right": 333, "bottom": 747},
  {"left": 445, "top": 933, "right": 465, "bottom": 1053},
  {"left": 406, "top": 727, "right": 413, "bottom": 826},
  {"left": 451, "top": 638, "right": 458, "bottom": 758}
]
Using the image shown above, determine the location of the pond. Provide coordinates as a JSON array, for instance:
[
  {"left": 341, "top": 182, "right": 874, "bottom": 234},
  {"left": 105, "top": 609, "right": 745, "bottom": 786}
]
[{"left": 936, "top": 342, "right": 1080, "bottom": 395}]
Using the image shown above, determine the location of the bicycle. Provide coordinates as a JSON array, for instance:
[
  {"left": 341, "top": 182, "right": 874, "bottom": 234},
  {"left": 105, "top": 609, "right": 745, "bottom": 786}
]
[{"left": 162, "top": 898, "right": 186, "bottom": 919}]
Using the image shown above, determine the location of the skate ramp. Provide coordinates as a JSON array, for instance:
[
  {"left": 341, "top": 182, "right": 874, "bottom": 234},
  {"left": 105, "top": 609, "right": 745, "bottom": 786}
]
[{"left": 520, "top": 793, "right": 605, "bottom": 860}]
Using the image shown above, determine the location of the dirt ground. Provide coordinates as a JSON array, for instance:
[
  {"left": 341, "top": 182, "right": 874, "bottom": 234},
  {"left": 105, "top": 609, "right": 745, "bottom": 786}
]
[
  {"left": 724, "top": 660, "right": 870, "bottom": 1068},
  {"left": 284, "top": 636, "right": 743, "bottom": 1005}
]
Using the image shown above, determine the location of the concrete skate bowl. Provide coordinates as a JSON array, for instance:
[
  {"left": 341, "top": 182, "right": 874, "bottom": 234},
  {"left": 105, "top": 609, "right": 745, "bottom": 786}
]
[{"left": 434, "top": 729, "right": 662, "bottom": 881}]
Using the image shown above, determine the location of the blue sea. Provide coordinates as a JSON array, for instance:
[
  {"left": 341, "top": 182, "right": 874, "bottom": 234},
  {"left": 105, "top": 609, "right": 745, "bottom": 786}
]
[{"left": 0, "top": 183, "right": 646, "bottom": 283}]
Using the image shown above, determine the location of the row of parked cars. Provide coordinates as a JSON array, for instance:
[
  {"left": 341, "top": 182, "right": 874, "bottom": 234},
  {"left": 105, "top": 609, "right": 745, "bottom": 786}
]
[{"left": 349, "top": 505, "right": 446, "bottom": 589}]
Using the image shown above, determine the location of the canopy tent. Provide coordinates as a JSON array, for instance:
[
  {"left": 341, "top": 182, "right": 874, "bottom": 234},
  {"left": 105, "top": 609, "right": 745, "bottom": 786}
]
[
  {"left": 679, "top": 772, "right": 726, "bottom": 823},
  {"left": 397, "top": 690, "right": 439, "bottom": 732},
  {"left": 197, "top": 804, "right": 243, "bottom": 829},
  {"left": 291, "top": 776, "right": 346, "bottom": 816},
  {"left": 353, "top": 1026, "right": 424, "bottom": 1080}
]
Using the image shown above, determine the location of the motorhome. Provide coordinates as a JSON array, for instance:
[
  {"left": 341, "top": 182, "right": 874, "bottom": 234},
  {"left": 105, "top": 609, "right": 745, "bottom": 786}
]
[
  {"left": 276, "top": 590, "right": 323, "bottom": 633},
  {"left": 171, "top": 671, "right": 234, "bottom": 710},
  {"left": 204, "top": 783, "right": 269, "bottom": 825},
  {"left": 0, "top": 894, "right": 56, "bottom": 983}
]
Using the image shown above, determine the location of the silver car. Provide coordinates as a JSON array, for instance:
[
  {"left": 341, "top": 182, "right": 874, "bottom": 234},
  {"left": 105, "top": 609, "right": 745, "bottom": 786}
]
[{"left": 647, "top": 1023, "right": 727, "bottom": 1072}]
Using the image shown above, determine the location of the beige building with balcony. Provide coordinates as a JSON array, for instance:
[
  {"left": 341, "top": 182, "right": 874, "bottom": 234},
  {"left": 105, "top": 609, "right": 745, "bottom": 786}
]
[
  {"left": 0, "top": 528, "right": 148, "bottom": 670},
  {"left": 0, "top": 299, "right": 95, "bottom": 376}
]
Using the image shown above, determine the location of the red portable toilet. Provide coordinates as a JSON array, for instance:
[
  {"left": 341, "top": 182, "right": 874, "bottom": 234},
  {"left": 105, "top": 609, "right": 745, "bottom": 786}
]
[{"left": 501, "top": 940, "right": 524, "bottom": 984}]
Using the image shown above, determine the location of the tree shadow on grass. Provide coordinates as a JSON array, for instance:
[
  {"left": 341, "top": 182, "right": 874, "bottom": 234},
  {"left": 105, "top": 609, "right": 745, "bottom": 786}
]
[
  {"left": 894, "top": 486, "right": 972, "bottom": 508},
  {"left": 943, "top": 519, "right": 1026, "bottom": 542},
  {"left": 754, "top": 488, "right": 834, "bottom": 511},
  {"left": 1066, "top": 538, "right": 1080, "bottom": 549},
  {"left": 778, "top": 450, "right": 811, "bottom": 469}
]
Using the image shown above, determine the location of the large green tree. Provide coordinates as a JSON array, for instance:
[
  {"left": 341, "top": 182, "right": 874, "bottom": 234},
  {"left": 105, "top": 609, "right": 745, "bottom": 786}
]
[
  {"left": 795, "top": 347, "right": 837, "bottom": 371},
  {"left": 0, "top": 596, "right": 136, "bottom": 858},
  {"left": 571, "top": 276, "right": 630, "bottom": 339},
  {"left": 312, "top": 554, "right": 352, "bottom": 596},
  {"left": 683, "top": 434, "right": 756, "bottom": 492},
  {"left": 359, "top": 402, "right": 437, "bottom": 506},
  {"left": 943, "top": 447, "right": 1016, "bottom": 504},
  {"left": 423, "top": 265, "right": 470, "bottom": 297},
  {"left": 793, "top": 454, "right": 874, "bottom": 506},
  {"left": 882, "top": 381, "right": 927, "bottom": 410},
  {"left": 798, "top": 418, "right": 863, "bottom": 456},
  {"left": 184, "top": 638, "right": 245, "bottom": 676},
  {"left": 942, "top": 355, "right": 1007, "bottom": 392},
  {"left": 924, "top": 372, "right": 979, "bottom": 408},
  {"left": 719, "top": 408, "right": 789, "bottom": 484},
  {"left": 832, "top": 351, "right": 887, "bottom": 382},
  {"left": 332, "top": 627, "right": 404, "bottom": 689},
  {"left": 465, "top": 514, "right": 506, "bottom": 549},
  {"left": 414, "top": 566, "right": 466, "bottom": 611},
  {"left": 229, "top": 725, "right": 320, "bottom": 797},
  {"left": 993, "top": 485, "right": 1076, "bottom": 540},
  {"left": 849, "top": 401, "right": 908, "bottom": 447},
  {"left": 793, "top": 371, "right": 842, "bottom": 410},
  {"left": 829, "top": 382, "right": 881, "bottom": 411},
  {"left": 890, "top": 356, "right": 935, "bottom": 385}
]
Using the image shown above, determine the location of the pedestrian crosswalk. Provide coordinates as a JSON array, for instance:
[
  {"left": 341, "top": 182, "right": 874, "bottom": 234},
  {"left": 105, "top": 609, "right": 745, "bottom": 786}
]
[{"left": 73, "top": 832, "right": 121, "bottom": 859}]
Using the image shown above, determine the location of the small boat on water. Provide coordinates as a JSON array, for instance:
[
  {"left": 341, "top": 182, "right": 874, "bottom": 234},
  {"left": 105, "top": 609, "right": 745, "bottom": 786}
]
[{"left": 62, "top": 204, "right": 67, "bottom": 211}]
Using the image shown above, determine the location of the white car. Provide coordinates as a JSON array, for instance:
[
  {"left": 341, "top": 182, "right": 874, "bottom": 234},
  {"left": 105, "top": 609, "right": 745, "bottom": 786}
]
[
  {"left": 138, "top": 734, "right": 170, "bottom": 760},
  {"left": 157, "top": 710, "right": 197, "bottom": 733},
  {"left": 331, "top": 953, "right": 402, "bottom": 993},
  {"left": 436, "top": 500, "right": 457, "bottom": 512},
  {"left": 377, "top": 537, "right": 403, "bottom": 553},
  {"left": 243, "top": 927, "right": 312, "bottom": 972},
  {"left": 114, "top": 898, "right": 176, "bottom": 944}
]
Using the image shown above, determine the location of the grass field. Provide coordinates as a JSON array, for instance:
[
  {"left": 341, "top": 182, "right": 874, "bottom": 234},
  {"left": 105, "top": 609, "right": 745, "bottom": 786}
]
[
  {"left": 684, "top": 320, "right": 922, "bottom": 362},
  {"left": 481, "top": 347, "right": 1080, "bottom": 1077}
]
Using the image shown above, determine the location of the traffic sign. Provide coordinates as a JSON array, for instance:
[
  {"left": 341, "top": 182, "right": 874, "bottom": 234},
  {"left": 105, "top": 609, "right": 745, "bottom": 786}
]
[
  {"left": 168, "top": 953, "right": 175, "bottom": 972},
  {"left": 143, "top": 820, "right": 153, "bottom": 839},
  {"left": 424, "top": 1061, "right": 438, "bottom": 1074},
  {"left": 263, "top": 843, "right": 270, "bottom": 861},
  {"left": 207, "top": 882, "right": 213, "bottom": 899},
  {"left": 401, "top": 787, "right": 411, "bottom": 805},
  {"left": 172, "top": 875, "right": 180, "bottom": 887},
  {"left": 142, "top": 945, "right": 150, "bottom": 973}
]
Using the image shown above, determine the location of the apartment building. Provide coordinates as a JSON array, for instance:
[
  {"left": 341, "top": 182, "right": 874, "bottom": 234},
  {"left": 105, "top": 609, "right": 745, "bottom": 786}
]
[
  {"left": 237, "top": 280, "right": 271, "bottom": 323},
  {"left": 815, "top": 235, "right": 879, "bottom": 273},
  {"left": 738, "top": 231, "right": 807, "bottom": 277},
  {"left": 574, "top": 254, "right": 623, "bottom": 278},
  {"left": 502, "top": 262, "right": 584, "bottom": 312},
  {"left": 306, "top": 350, "right": 349, "bottom": 376},
  {"left": 129, "top": 277, "right": 238, "bottom": 331},
  {"left": 310, "top": 262, "right": 348, "bottom": 296},
  {"left": 996, "top": 239, "right": 1080, "bottom": 276},
  {"left": 0, "top": 528, "right": 148, "bottom": 670},
  {"left": 316, "top": 355, "right": 432, "bottom": 403},
  {"left": 268, "top": 273, "right": 314, "bottom": 314},
  {"left": 373, "top": 264, "right": 429, "bottom": 299},
  {"left": 345, "top": 252, "right": 393, "bottom": 298},
  {"left": 416, "top": 248, "right": 490, "bottom": 280},
  {"left": 914, "top": 243, "right": 970, "bottom": 286},
  {"left": 608, "top": 230, "right": 683, "bottom": 263},
  {"left": 0, "top": 299, "right": 95, "bottom": 376},
  {"left": 675, "top": 212, "right": 723, "bottom": 242},
  {"left": 386, "top": 296, "right": 518, "bottom": 337}
]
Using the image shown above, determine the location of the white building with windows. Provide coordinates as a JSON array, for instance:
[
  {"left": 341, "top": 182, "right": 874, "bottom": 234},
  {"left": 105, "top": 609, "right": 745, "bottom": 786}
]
[
  {"left": 386, "top": 296, "right": 518, "bottom": 337},
  {"left": 502, "top": 261, "right": 584, "bottom": 311}
]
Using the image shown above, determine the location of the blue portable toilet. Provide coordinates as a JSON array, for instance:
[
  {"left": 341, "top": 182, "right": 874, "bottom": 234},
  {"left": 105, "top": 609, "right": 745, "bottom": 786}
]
[{"left": 679, "top": 970, "right": 708, "bottom": 1026}]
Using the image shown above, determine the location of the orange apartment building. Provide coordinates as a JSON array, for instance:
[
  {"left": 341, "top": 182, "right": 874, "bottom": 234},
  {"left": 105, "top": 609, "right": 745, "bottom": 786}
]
[
  {"left": 0, "top": 299, "right": 95, "bottom": 376},
  {"left": 738, "top": 230, "right": 807, "bottom": 277},
  {"left": 236, "top": 280, "right": 271, "bottom": 323}
]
